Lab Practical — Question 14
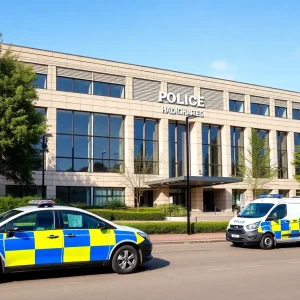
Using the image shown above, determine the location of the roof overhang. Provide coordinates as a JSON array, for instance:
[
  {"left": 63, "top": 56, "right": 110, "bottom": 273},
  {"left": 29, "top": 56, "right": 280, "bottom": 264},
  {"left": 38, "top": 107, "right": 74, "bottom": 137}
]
[{"left": 147, "top": 176, "right": 242, "bottom": 188}]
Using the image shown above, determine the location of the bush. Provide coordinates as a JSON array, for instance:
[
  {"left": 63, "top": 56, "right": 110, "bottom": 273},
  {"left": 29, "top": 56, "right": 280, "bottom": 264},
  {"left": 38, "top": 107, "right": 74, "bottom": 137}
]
[
  {"left": 114, "top": 221, "right": 228, "bottom": 234},
  {"left": 87, "top": 209, "right": 165, "bottom": 221},
  {"left": 156, "top": 204, "right": 187, "bottom": 217},
  {"left": 0, "top": 196, "right": 41, "bottom": 213},
  {"left": 104, "top": 198, "right": 127, "bottom": 210}
]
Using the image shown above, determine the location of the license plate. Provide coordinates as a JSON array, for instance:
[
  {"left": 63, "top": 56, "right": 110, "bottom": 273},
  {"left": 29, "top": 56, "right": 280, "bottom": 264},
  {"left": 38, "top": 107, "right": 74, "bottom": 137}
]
[{"left": 232, "top": 234, "right": 239, "bottom": 238}]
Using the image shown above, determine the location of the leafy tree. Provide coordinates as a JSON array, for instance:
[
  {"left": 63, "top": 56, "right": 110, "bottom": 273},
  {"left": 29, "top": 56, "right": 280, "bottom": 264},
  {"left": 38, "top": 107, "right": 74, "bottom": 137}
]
[
  {"left": 237, "top": 129, "right": 278, "bottom": 200},
  {"left": 292, "top": 145, "right": 300, "bottom": 184},
  {"left": 0, "top": 33, "right": 46, "bottom": 185}
]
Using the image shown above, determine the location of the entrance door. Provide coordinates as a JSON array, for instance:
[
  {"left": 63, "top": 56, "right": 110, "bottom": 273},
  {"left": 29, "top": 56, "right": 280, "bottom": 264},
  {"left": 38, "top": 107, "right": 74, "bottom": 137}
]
[
  {"left": 203, "top": 191, "right": 214, "bottom": 212},
  {"left": 139, "top": 190, "right": 154, "bottom": 207}
]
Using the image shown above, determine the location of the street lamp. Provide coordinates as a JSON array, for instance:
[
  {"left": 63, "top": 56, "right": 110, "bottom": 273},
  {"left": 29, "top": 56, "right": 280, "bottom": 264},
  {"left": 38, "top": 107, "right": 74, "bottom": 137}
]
[
  {"left": 186, "top": 115, "right": 197, "bottom": 235},
  {"left": 42, "top": 133, "right": 53, "bottom": 198}
]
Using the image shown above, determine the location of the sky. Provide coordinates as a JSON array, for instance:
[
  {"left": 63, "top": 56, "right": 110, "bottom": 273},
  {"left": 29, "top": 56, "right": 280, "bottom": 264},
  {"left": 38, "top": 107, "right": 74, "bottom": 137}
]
[{"left": 1, "top": 0, "right": 300, "bottom": 92}]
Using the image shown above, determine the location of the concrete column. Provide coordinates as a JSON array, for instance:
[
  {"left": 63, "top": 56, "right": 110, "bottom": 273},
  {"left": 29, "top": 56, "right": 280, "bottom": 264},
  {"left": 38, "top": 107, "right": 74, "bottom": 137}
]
[
  {"left": 269, "top": 129, "right": 278, "bottom": 169},
  {"left": 191, "top": 187, "right": 203, "bottom": 211},
  {"left": 153, "top": 187, "right": 169, "bottom": 206},
  {"left": 46, "top": 107, "right": 57, "bottom": 171},
  {"left": 190, "top": 121, "right": 202, "bottom": 176},
  {"left": 245, "top": 95, "right": 251, "bottom": 114},
  {"left": 158, "top": 118, "right": 169, "bottom": 178},
  {"left": 214, "top": 189, "right": 232, "bottom": 212},
  {"left": 287, "top": 101, "right": 293, "bottom": 119},
  {"left": 270, "top": 98, "right": 275, "bottom": 117},
  {"left": 125, "top": 77, "right": 133, "bottom": 99},
  {"left": 47, "top": 186, "right": 56, "bottom": 199},
  {"left": 224, "top": 91, "right": 229, "bottom": 111},
  {"left": 161, "top": 82, "right": 168, "bottom": 93},
  {"left": 221, "top": 125, "right": 231, "bottom": 177},
  {"left": 124, "top": 115, "right": 134, "bottom": 173},
  {"left": 287, "top": 131, "right": 295, "bottom": 179},
  {"left": 48, "top": 65, "right": 56, "bottom": 91},
  {"left": 194, "top": 87, "right": 200, "bottom": 97},
  {"left": 125, "top": 187, "right": 135, "bottom": 207},
  {"left": 243, "top": 127, "right": 252, "bottom": 202}
]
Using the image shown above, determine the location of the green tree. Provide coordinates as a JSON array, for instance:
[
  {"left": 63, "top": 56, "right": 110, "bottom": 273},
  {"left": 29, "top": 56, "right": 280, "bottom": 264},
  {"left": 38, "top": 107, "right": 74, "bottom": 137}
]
[
  {"left": 292, "top": 145, "right": 300, "bottom": 183},
  {"left": 238, "top": 129, "right": 278, "bottom": 200},
  {"left": 0, "top": 33, "right": 46, "bottom": 185}
]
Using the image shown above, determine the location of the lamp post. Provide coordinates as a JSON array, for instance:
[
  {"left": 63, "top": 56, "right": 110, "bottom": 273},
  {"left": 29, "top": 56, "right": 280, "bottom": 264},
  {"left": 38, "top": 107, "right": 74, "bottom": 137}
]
[
  {"left": 42, "top": 133, "right": 53, "bottom": 199},
  {"left": 186, "top": 115, "right": 196, "bottom": 235}
]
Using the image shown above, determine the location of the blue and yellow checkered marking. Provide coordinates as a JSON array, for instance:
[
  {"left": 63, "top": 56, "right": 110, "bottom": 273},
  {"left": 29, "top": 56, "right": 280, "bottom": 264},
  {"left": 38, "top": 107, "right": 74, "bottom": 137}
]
[
  {"left": 1, "top": 228, "right": 145, "bottom": 268},
  {"left": 258, "top": 218, "right": 300, "bottom": 240}
]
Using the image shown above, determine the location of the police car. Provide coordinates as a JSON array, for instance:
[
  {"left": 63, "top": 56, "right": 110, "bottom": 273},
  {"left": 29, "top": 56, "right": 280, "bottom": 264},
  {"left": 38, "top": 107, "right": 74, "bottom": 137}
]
[
  {"left": 226, "top": 194, "right": 300, "bottom": 249},
  {"left": 0, "top": 200, "right": 152, "bottom": 278}
]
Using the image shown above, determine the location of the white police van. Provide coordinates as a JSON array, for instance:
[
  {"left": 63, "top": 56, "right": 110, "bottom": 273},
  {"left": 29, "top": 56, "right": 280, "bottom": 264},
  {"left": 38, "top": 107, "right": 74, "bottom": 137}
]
[{"left": 226, "top": 194, "right": 300, "bottom": 249}]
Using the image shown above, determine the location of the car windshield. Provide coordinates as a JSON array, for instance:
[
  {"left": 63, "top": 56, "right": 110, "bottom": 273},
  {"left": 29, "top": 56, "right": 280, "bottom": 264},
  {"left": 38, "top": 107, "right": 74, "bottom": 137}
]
[
  {"left": 0, "top": 210, "right": 22, "bottom": 223},
  {"left": 238, "top": 203, "right": 274, "bottom": 218}
]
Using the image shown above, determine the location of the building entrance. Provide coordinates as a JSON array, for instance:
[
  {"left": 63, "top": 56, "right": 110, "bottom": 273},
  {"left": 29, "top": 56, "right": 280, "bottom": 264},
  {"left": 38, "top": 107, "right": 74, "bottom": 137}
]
[{"left": 203, "top": 191, "right": 214, "bottom": 212}]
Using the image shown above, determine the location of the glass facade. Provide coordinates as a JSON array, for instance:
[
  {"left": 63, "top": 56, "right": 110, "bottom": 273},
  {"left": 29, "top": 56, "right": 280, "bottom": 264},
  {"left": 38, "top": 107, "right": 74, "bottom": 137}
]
[
  {"left": 33, "top": 74, "right": 47, "bottom": 89},
  {"left": 134, "top": 118, "right": 159, "bottom": 175},
  {"left": 275, "top": 106, "right": 287, "bottom": 118},
  {"left": 56, "top": 110, "right": 124, "bottom": 172},
  {"left": 93, "top": 188, "right": 125, "bottom": 206},
  {"left": 292, "top": 109, "right": 300, "bottom": 120},
  {"left": 168, "top": 121, "right": 186, "bottom": 177},
  {"left": 6, "top": 185, "right": 44, "bottom": 197},
  {"left": 56, "top": 186, "right": 91, "bottom": 205},
  {"left": 57, "top": 77, "right": 92, "bottom": 94},
  {"left": 230, "top": 127, "right": 244, "bottom": 176},
  {"left": 229, "top": 100, "right": 244, "bottom": 113},
  {"left": 295, "top": 133, "right": 300, "bottom": 176},
  {"left": 251, "top": 103, "right": 269, "bottom": 116},
  {"left": 202, "top": 124, "right": 222, "bottom": 176},
  {"left": 93, "top": 82, "right": 125, "bottom": 98},
  {"left": 277, "top": 131, "right": 288, "bottom": 179}
]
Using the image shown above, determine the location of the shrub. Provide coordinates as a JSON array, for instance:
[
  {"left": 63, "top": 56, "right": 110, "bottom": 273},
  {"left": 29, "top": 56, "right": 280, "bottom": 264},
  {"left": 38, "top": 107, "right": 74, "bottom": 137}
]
[
  {"left": 0, "top": 196, "right": 41, "bottom": 213},
  {"left": 87, "top": 209, "right": 165, "bottom": 221},
  {"left": 114, "top": 221, "right": 228, "bottom": 234},
  {"left": 156, "top": 204, "right": 187, "bottom": 217},
  {"left": 104, "top": 198, "right": 127, "bottom": 210}
]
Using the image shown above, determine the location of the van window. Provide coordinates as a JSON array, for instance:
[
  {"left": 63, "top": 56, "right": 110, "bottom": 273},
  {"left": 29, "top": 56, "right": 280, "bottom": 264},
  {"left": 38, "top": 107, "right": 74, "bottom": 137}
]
[{"left": 268, "top": 204, "right": 287, "bottom": 220}]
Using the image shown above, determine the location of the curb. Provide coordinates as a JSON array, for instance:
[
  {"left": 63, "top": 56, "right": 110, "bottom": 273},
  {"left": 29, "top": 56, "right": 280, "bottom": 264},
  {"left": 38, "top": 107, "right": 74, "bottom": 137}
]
[{"left": 152, "top": 239, "right": 227, "bottom": 245}]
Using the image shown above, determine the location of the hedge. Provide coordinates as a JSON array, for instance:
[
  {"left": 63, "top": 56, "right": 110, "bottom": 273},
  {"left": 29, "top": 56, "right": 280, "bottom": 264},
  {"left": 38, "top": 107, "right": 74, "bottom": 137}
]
[
  {"left": 115, "top": 221, "right": 228, "bottom": 234},
  {"left": 87, "top": 209, "right": 165, "bottom": 221}
]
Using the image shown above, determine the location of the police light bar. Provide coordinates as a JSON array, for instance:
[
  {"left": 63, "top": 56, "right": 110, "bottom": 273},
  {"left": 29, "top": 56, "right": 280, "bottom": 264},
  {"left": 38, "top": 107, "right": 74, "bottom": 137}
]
[
  {"left": 28, "top": 200, "right": 55, "bottom": 205},
  {"left": 258, "top": 194, "right": 283, "bottom": 199}
]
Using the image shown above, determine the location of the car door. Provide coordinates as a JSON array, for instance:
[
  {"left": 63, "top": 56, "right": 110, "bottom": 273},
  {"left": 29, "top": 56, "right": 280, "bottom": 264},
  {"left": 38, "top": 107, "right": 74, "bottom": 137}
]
[
  {"left": 267, "top": 204, "right": 289, "bottom": 240},
  {"left": 60, "top": 210, "right": 115, "bottom": 264},
  {"left": 4, "top": 210, "right": 63, "bottom": 268}
]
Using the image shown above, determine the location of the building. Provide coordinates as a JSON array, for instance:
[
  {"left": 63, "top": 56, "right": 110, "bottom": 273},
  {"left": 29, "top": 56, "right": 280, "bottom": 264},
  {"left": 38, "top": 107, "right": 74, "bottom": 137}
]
[{"left": 1, "top": 43, "right": 300, "bottom": 211}]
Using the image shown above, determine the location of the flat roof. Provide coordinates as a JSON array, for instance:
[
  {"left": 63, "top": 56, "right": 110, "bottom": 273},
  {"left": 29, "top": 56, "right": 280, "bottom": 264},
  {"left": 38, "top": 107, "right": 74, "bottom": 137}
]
[{"left": 147, "top": 176, "right": 242, "bottom": 188}]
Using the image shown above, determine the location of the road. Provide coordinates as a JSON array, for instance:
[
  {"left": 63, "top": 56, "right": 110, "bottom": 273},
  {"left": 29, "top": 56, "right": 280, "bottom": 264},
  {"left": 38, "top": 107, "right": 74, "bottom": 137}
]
[{"left": 1, "top": 242, "right": 300, "bottom": 300}]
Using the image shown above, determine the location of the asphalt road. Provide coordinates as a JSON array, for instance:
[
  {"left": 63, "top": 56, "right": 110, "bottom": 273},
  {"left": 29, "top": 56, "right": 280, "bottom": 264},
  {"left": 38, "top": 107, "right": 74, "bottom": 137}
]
[{"left": 1, "top": 241, "right": 300, "bottom": 300}]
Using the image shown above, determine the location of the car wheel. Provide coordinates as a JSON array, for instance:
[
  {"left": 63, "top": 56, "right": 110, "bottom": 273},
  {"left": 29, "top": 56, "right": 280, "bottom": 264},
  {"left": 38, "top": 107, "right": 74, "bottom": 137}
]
[
  {"left": 232, "top": 242, "right": 244, "bottom": 247},
  {"left": 111, "top": 245, "right": 139, "bottom": 274},
  {"left": 260, "top": 233, "right": 274, "bottom": 250}
]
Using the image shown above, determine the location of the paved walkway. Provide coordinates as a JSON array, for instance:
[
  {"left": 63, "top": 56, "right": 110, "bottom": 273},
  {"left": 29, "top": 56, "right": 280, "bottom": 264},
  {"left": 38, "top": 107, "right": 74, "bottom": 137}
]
[{"left": 150, "top": 232, "right": 225, "bottom": 244}]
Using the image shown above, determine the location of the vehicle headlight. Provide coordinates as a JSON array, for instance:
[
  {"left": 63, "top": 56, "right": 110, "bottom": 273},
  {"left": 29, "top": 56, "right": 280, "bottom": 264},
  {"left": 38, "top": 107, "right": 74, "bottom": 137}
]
[
  {"left": 245, "top": 221, "right": 261, "bottom": 231},
  {"left": 137, "top": 231, "right": 150, "bottom": 241}
]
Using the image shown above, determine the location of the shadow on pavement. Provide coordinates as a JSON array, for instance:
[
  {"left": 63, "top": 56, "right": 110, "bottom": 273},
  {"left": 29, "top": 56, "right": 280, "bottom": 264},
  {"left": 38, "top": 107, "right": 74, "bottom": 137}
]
[
  {"left": 229, "top": 242, "right": 300, "bottom": 250},
  {"left": 3, "top": 257, "right": 170, "bottom": 283}
]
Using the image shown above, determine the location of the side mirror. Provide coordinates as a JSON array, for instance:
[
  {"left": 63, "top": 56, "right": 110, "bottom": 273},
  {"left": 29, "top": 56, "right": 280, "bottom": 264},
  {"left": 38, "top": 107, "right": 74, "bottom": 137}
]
[
  {"left": 97, "top": 222, "right": 106, "bottom": 230},
  {"left": 267, "top": 212, "right": 277, "bottom": 221},
  {"left": 6, "top": 226, "right": 19, "bottom": 238}
]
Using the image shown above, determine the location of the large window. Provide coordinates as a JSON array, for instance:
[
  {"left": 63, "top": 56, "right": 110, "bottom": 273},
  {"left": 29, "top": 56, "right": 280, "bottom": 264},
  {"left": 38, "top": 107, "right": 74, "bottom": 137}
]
[
  {"left": 33, "top": 74, "right": 47, "bottom": 89},
  {"left": 6, "top": 185, "right": 44, "bottom": 198},
  {"left": 169, "top": 121, "right": 186, "bottom": 177},
  {"left": 251, "top": 103, "right": 269, "bottom": 116},
  {"left": 256, "top": 129, "right": 269, "bottom": 148},
  {"left": 230, "top": 127, "right": 244, "bottom": 176},
  {"left": 229, "top": 100, "right": 244, "bottom": 113},
  {"left": 93, "top": 82, "right": 125, "bottom": 98},
  {"left": 57, "top": 77, "right": 92, "bottom": 94},
  {"left": 277, "top": 131, "right": 288, "bottom": 179},
  {"left": 293, "top": 109, "right": 300, "bottom": 120},
  {"left": 56, "top": 186, "right": 91, "bottom": 206},
  {"left": 202, "top": 124, "right": 222, "bottom": 177},
  {"left": 93, "top": 188, "right": 125, "bottom": 206},
  {"left": 56, "top": 110, "right": 124, "bottom": 172},
  {"left": 134, "top": 118, "right": 159, "bottom": 175},
  {"left": 275, "top": 106, "right": 287, "bottom": 118},
  {"left": 295, "top": 133, "right": 300, "bottom": 176}
]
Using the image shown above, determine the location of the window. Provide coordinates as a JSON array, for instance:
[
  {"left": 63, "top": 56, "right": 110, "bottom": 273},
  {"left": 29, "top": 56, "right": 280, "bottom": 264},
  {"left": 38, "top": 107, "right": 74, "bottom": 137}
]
[
  {"left": 268, "top": 204, "right": 287, "bottom": 220},
  {"left": 256, "top": 129, "right": 269, "bottom": 148},
  {"left": 297, "top": 190, "right": 300, "bottom": 196},
  {"left": 230, "top": 127, "right": 244, "bottom": 176},
  {"left": 229, "top": 100, "right": 244, "bottom": 113},
  {"left": 202, "top": 124, "right": 222, "bottom": 176},
  {"left": 0, "top": 210, "right": 22, "bottom": 223},
  {"left": 134, "top": 118, "right": 159, "bottom": 175},
  {"left": 93, "top": 82, "right": 125, "bottom": 98},
  {"left": 33, "top": 74, "right": 47, "bottom": 89},
  {"left": 56, "top": 187, "right": 91, "bottom": 205},
  {"left": 278, "top": 190, "right": 289, "bottom": 197},
  {"left": 61, "top": 211, "right": 104, "bottom": 229},
  {"left": 275, "top": 106, "right": 287, "bottom": 118},
  {"left": 169, "top": 121, "right": 186, "bottom": 177},
  {"left": 251, "top": 103, "right": 269, "bottom": 116},
  {"left": 9, "top": 211, "right": 55, "bottom": 231},
  {"left": 56, "top": 77, "right": 91, "bottom": 94},
  {"left": 93, "top": 188, "right": 125, "bottom": 206},
  {"left": 169, "top": 189, "right": 185, "bottom": 206},
  {"left": 277, "top": 131, "right": 288, "bottom": 179},
  {"left": 292, "top": 109, "right": 300, "bottom": 120},
  {"left": 6, "top": 185, "right": 44, "bottom": 198},
  {"left": 294, "top": 133, "right": 300, "bottom": 176}
]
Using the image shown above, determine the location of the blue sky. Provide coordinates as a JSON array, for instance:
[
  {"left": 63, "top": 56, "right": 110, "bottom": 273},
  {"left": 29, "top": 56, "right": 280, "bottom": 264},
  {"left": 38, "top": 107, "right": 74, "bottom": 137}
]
[{"left": 1, "top": 0, "right": 300, "bottom": 92}]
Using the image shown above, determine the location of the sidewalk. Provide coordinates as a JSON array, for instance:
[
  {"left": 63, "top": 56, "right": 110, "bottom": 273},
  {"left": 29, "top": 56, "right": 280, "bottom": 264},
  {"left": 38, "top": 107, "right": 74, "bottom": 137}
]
[{"left": 150, "top": 232, "right": 226, "bottom": 244}]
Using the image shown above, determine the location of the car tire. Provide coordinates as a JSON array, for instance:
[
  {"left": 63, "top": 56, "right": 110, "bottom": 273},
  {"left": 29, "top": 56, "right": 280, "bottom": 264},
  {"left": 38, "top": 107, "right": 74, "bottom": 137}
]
[
  {"left": 111, "top": 245, "right": 139, "bottom": 274},
  {"left": 260, "top": 233, "right": 274, "bottom": 250},
  {"left": 232, "top": 242, "right": 244, "bottom": 247}
]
